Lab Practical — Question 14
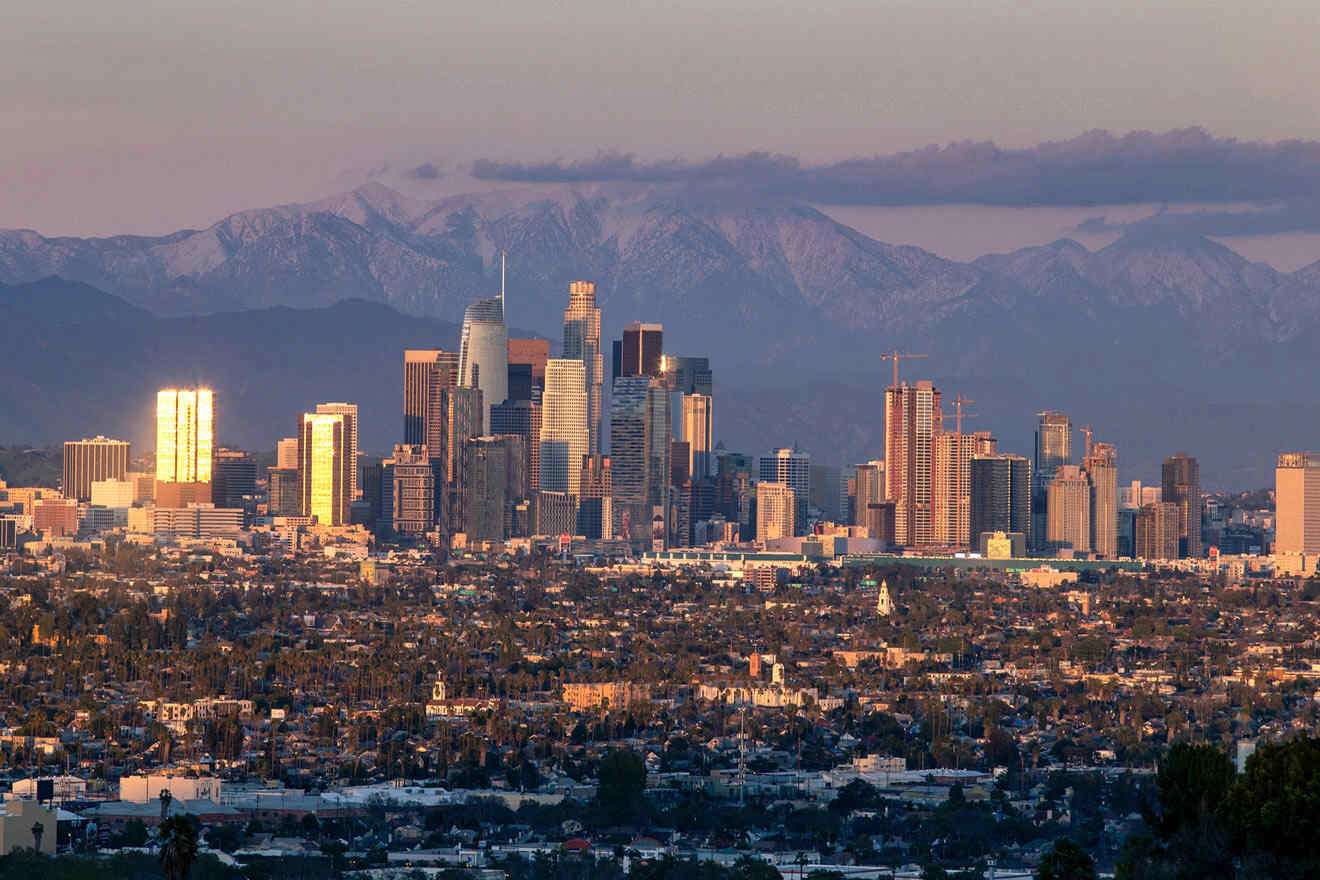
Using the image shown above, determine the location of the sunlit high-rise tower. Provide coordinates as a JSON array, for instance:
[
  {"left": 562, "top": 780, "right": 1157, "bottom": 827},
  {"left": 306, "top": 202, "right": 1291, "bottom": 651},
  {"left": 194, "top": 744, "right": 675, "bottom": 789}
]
[
  {"left": 458, "top": 270, "right": 508, "bottom": 434},
  {"left": 316, "top": 402, "right": 359, "bottom": 499},
  {"left": 562, "top": 281, "right": 603, "bottom": 456},
  {"left": 540, "top": 359, "right": 589, "bottom": 495},
  {"left": 298, "top": 411, "right": 351, "bottom": 526},
  {"left": 156, "top": 388, "right": 214, "bottom": 505},
  {"left": 885, "top": 380, "right": 942, "bottom": 547}
]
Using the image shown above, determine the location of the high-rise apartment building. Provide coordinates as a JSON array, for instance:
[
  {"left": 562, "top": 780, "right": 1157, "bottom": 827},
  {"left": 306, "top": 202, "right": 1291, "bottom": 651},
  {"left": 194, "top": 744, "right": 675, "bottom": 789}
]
[
  {"left": 853, "top": 461, "right": 886, "bottom": 526},
  {"left": 315, "top": 403, "right": 359, "bottom": 499},
  {"left": 760, "top": 447, "right": 810, "bottom": 536},
  {"left": 682, "top": 393, "right": 713, "bottom": 480},
  {"left": 609, "top": 376, "right": 651, "bottom": 540},
  {"left": 62, "top": 436, "right": 129, "bottom": 501},
  {"left": 969, "top": 454, "right": 1031, "bottom": 547},
  {"left": 562, "top": 281, "right": 603, "bottom": 456},
  {"left": 1276, "top": 453, "right": 1320, "bottom": 555},
  {"left": 156, "top": 388, "right": 214, "bottom": 505},
  {"left": 1032, "top": 411, "right": 1071, "bottom": 549},
  {"left": 1162, "top": 452, "right": 1202, "bottom": 558},
  {"left": 616, "top": 322, "right": 664, "bottom": 378},
  {"left": 458, "top": 298, "right": 508, "bottom": 434},
  {"left": 298, "top": 412, "right": 351, "bottom": 526},
  {"left": 540, "top": 359, "right": 589, "bottom": 495},
  {"left": 756, "top": 481, "right": 796, "bottom": 542},
  {"left": 1083, "top": 441, "right": 1119, "bottom": 558},
  {"left": 1046, "top": 464, "right": 1091, "bottom": 555},
  {"left": 885, "top": 380, "right": 942, "bottom": 547},
  {"left": 932, "top": 431, "right": 991, "bottom": 548},
  {"left": 390, "top": 444, "right": 435, "bottom": 538},
  {"left": 404, "top": 350, "right": 458, "bottom": 444},
  {"left": 1134, "top": 501, "right": 1180, "bottom": 559}
]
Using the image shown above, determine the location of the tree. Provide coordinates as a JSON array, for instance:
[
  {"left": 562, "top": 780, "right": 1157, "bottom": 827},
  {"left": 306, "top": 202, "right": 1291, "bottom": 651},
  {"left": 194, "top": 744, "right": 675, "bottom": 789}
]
[
  {"left": 597, "top": 748, "right": 647, "bottom": 815},
  {"left": 1223, "top": 735, "right": 1320, "bottom": 875},
  {"left": 1035, "top": 838, "right": 1097, "bottom": 880},
  {"left": 159, "top": 815, "right": 199, "bottom": 880},
  {"left": 1148, "top": 743, "right": 1234, "bottom": 842}
]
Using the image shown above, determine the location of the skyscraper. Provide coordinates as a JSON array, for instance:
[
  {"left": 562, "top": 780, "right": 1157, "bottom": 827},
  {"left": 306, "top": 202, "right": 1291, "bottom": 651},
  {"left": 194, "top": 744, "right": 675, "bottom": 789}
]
[
  {"left": 609, "top": 376, "right": 651, "bottom": 540},
  {"left": 298, "top": 412, "right": 350, "bottom": 526},
  {"left": 156, "top": 388, "right": 214, "bottom": 505},
  {"left": 404, "top": 349, "right": 458, "bottom": 444},
  {"left": 682, "top": 393, "right": 713, "bottom": 480},
  {"left": 932, "top": 431, "right": 994, "bottom": 548},
  {"left": 276, "top": 437, "right": 300, "bottom": 470},
  {"left": 491, "top": 399, "right": 541, "bottom": 493},
  {"left": 1161, "top": 452, "right": 1202, "bottom": 558},
  {"left": 885, "top": 380, "right": 941, "bottom": 547},
  {"left": 1033, "top": 411, "right": 1071, "bottom": 549},
  {"left": 669, "top": 356, "right": 713, "bottom": 397},
  {"left": 1276, "top": 453, "right": 1320, "bottom": 555},
  {"left": 433, "top": 384, "right": 482, "bottom": 535},
  {"left": 578, "top": 454, "right": 614, "bottom": 540},
  {"left": 1046, "top": 464, "right": 1091, "bottom": 555},
  {"left": 62, "top": 436, "right": 129, "bottom": 501},
  {"left": 760, "top": 447, "right": 810, "bottom": 536},
  {"left": 458, "top": 297, "right": 508, "bottom": 434},
  {"left": 645, "top": 380, "right": 672, "bottom": 538},
  {"left": 756, "top": 481, "right": 796, "bottom": 542},
  {"left": 969, "top": 454, "right": 1031, "bottom": 547},
  {"left": 463, "top": 436, "right": 524, "bottom": 541},
  {"left": 390, "top": 444, "right": 435, "bottom": 538},
  {"left": 212, "top": 449, "right": 257, "bottom": 509},
  {"left": 562, "top": 281, "right": 603, "bottom": 456},
  {"left": 540, "top": 359, "right": 589, "bottom": 495},
  {"left": 507, "top": 338, "right": 549, "bottom": 401},
  {"left": 1134, "top": 502, "right": 1180, "bottom": 559},
  {"left": 1083, "top": 441, "right": 1119, "bottom": 558},
  {"left": 316, "top": 403, "right": 359, "bottom": 499},
  {"left": 853, "top": 460, "right": 886, "bottom": 526},
  {"left": 617, "top": 322, "right": 664, "bottom": 378}
]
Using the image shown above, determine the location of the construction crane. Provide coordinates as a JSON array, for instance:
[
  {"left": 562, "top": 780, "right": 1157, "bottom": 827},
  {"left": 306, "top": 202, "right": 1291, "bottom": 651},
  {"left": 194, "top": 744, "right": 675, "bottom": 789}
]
[
  {"left": 953, "top": 394, "right": 976, "bottom": 436},
  {"left": 1082, "top": 425, "right": 1094, "bottom": 459},
  {"left": 879, "top": 350, "right": 928, "bottom": 389}
]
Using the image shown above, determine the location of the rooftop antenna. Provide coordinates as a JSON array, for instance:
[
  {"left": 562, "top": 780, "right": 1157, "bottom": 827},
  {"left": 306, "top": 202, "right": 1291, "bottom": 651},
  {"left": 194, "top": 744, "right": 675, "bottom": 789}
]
[{"left": 500, "top": 251, "right": 506, "bottom": 312}]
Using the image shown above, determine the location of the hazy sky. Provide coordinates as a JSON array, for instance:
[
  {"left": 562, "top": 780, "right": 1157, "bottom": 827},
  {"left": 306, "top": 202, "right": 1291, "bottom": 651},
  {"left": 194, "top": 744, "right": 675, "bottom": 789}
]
[{"left": 4, "top": 0, "right": 1318, "bottom": 236}]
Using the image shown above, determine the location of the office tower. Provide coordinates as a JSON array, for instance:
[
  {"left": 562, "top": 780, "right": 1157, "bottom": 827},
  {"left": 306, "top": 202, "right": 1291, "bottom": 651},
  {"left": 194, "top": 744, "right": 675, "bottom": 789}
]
[
  {"left": 298, "top": 412, "right": 351, "bottom": 526},
  {"left": 618, "top": 322, "right": 664, "bottom": 378},
  {"left": 508, "top": 363, "right": 534, "bottom": 404},
  {"left": 578, "top": 454, "right": 614, "bottom": 540},
  {"left": 671, "top": 441, "right": 691, "bottom": 488},
  {"left": 1083, "top": 441, "right": 1119, "bottom": 558},
  {"left": 682, "top": 393, "right": 713, "bottom": 480},
  {"left": 1033, "top": 411, "right": 1072, "bottom": 548},
  {"left": 389, "top": 444, "right": 435, "bottom": 538},
  {"left": 759, "top": 447, "right": 810, "bottom": 536},
  {"left": 885, "top": 380, "right": 942, "bottom": 547},
  {"left": 1276, "top": 453, "right": 1320, "bottom": 555},
  {"left": 562, "top": 281, "right": 604, "bottom": 456},
  {"left": 492, "top": 399, "right": 541, "bottom": 493},
  {"left": 808, "top": 465, "right": 843, "bottom": 523},
  {"left": 458, "top": 297, "right": 508, "bottom": 434},
  {"left": 1162, "top": 452, "right": 1202, "bottom": 558},
  {"left": 156, "top": 388, "right": 214, "bottom": 505},
  {"left": 756, "top": 481, "right": 796, "bottom": 542},
  {"left": 463, "top": 437, "right": 515, "bottom": 541},
  {"left": 645, "top": 378, "right": 672, "bottom": 512},
  {"left": 610, "top": 377, "right": 652, "bottom": 540},
  {"left": 62, "top": 436, "right": 129, "bottom": 501},
  {"left": 404, "top": 350, "right": 458, "bottom": 444},
  {"left": 536, "top": 491, "right": 578, "bottom": 537},
  {"left": 212, "top": 449, "right": 257, "bottom": 509},
  {"left": 670, "top": 356, "right": 714, "bottom": 397},
  {"left": 1134, "top": 502, "right": 1181, "bottom": 559},
  {"left": 1046, "top": 464, "right": 1091, "bottom": 554},
  {"left": 969, "top": 454, "right": 1031, "bottom": 547},
  {"left": 1120, "top": 480, "right": 1163, "bottom": 510},
  {"left": 315, "top": 403, "right": 359, "bottom": 499},
  {"left": 508, "top": 338, "right": 549, "bottom": 400},
  {"left": 268, "top": 468, "right": 300, "bottom": 517},
  {"left": 853, "top": 461, "right": 886, "bottom": 526},
  {"left": 540, "top": 359, "right": 589, "bottom": 495},
  {"left": 276, "top": 437, "right": 300, "bottom": 470}
]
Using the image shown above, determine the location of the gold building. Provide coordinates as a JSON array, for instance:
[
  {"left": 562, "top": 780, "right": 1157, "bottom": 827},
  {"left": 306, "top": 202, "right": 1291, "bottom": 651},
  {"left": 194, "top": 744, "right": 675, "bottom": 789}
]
[
  {"left": 298, "top": 412, "right": 351, "bottom": 526},
  {"left": 156, "top": 388, "right": 214, "bottom": 504}
]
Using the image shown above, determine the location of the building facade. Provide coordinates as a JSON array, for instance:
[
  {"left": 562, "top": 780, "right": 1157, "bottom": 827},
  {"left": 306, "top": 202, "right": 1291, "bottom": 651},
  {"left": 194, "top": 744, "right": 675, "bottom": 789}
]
[
  {"left": 457, "top": 297, "right": 508, "bottom": 434},
  {"left": 1162, "top": 452, "right": 1202, "bottom": 558},
  {"left": 298, "top": 412, "right": 350, "bottom": 526},
  {"left": 156, "top": 388, "right": 214, "bottom": 503},
  {"left": 885, "top": 380, "right": 942, "bottom": 547},
  {"left": 62, "top": 436, "right": 129, "bottom": 501},
  {"left": 562, "top": 281, "right": 604, "bottom": 456},
  {"left": 540, "top": 359, "right": 589, "bottom": 495},
  {"left": 1046, "top": 464, "right": 1091, "bottom": 555}
]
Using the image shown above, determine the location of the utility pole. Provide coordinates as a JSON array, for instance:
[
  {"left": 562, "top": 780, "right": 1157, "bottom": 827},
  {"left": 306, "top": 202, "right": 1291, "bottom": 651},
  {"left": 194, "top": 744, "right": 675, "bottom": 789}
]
[{"left": 879, "top": 350, "right": 928, "bottom": 389}]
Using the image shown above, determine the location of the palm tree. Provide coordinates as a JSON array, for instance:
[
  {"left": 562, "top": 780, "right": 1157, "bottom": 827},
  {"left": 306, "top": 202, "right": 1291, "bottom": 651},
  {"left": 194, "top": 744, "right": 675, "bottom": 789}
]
[{"left": 158, "top": 815, "right": 199, "bottom": 880}]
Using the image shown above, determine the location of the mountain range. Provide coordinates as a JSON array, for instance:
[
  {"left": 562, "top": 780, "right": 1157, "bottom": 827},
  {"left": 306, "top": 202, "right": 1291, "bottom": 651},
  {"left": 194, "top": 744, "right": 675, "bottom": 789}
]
[{"left": 4, "top": 181, "right": 1320, "bottom": 487}]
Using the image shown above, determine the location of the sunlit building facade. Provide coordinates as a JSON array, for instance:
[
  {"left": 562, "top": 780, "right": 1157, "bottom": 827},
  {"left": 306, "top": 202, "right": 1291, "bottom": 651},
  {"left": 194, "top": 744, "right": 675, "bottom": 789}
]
[
  {"left": 156, "top": 388, "right": 214, "bottom": 504},
  {"left": 458, "top": 298, "right": 508, "bottom": 434},
  {"left": 298, "top": 412, "right": 351, "bottom": 526},
  {"left": 562, "top": 281, "right": 603, "bottom": 456},
  {"left": 540, "top": 359, "right": 588, "bottom": 495}
]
